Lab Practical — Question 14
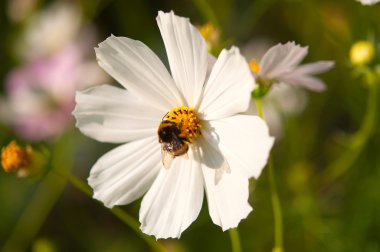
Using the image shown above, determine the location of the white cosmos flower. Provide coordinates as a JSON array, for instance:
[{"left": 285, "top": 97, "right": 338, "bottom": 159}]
[
  {"left": 74, "top": 11, "right": 274, "bottom": 239},
  {"left": 356, "top": 0, "right": 380, "bottom": 5},
  {"left": 251, "top": 42, "right": 334, "bottom": 92}
]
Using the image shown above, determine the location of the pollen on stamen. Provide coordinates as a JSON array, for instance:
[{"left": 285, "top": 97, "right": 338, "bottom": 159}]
[
  {"left": 249, "top": 59, "right": 260, "bottom": 74},
  {"left": 164, "top": 106, "right": 202, "bottom": 143}
]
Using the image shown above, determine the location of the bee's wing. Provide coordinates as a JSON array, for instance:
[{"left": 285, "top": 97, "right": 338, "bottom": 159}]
[{"left": 161, "top": 146, "right": 174, "bottom": 169}]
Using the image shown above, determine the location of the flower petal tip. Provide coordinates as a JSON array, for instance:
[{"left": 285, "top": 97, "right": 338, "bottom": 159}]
[{"left": 221, "top": 205, "right": 253, "bottom": 232}]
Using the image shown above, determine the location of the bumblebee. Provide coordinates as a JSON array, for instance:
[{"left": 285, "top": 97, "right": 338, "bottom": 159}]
[
  {"left": 157, "top": 106, "right": 202, "bottom": 169},
  {"left": 158, "top": 120, "right": 189, "bottom": 169}
]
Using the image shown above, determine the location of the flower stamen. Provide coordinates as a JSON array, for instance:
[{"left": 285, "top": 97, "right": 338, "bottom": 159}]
[
  {"left": 164, "top": 106, "right": 201, "bottom": 143},
  {"left": 249, "top": 59, "right": 260, "bottom": 74}
]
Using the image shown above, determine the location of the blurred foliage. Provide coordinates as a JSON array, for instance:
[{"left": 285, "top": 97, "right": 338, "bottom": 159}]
[{"left": 1, "top": 0, "right": 380, "bottom": 251}]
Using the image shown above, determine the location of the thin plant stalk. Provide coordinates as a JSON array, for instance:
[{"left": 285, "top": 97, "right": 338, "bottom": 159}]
[
  {"left": 2, "top": 134, "right": 74, "bottom": 252},
  {"left": 228, "top": 228, "right": 242, "bottom": 252},
  {"left": 53, "top": 169, "right": 168, "bottom": 252},
  {"left": 267, "top": 157, "right": 283, "bottom": 252},
  {"left": 322, "top": 73, "right": 378, "bottom": 184},
  {"left": 2, "top": 169, "right": 68, "bottom": 252},
  {"left": 255, "top": 98, "right": 284, "bottom": 252}
]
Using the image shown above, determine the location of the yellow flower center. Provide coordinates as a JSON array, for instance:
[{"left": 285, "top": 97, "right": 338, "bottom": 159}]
[
  {"left": 163, "top": 106, "right": 201, "bottom": 143},
  {"left": 249, "top": 59, "right": 260, "bottom": 74},
  {"left": 1, "top": 141, "right": 31, "bottom": 172}
]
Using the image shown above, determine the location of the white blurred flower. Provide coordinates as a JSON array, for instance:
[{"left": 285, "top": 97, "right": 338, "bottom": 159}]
[
  {"left": 356, "top": 0, "right": 380, "bottom": 5},
  {"left": 16, "top": 1, "right": 82, "bottom": 60},
  {"left": 250, "top": 42, "right": 334, "bottom": 92},
  {"left": 247, "top": 85, "right": 308, "bottom": 138},
  {"left": 243, "top": 39, "right": 308, "bottom": 138},
  {"left": 1, "top": 1, "right": 108, "bottom": 141},
  {"left": 74, "top": 11, "right": 274, "bottom": 239}
]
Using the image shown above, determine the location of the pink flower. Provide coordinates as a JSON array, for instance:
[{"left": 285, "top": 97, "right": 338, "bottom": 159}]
[{"left": 4, "top": 44, "right": 106, "bottom": 141}]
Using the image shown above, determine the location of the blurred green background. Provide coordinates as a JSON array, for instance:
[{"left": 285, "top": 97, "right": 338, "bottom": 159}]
[{"left": 1, "top": 0, "right": 380, "bottom": 251}]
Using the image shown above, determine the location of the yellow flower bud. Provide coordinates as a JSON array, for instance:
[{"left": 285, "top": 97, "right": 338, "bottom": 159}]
[
  {"left": 1, "top": 141, "right": 32, "bottom": 173},
  {"left": 349, "top": 41, "right": 375, "bottom": 66},
  {"left": 197, "top": 22, "right": 220, "bottom": 52},
  {"left": 2, "top": 141, "right": 49, "bottom": 177}
]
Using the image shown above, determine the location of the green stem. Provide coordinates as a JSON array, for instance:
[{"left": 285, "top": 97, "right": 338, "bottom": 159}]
[
  {"left": 228, "top": 228, "right": 242, "bottom": 252},
  {"left": 322, "top": 78, "right": 378, "bottom": 184},
  {"left": 255, "top": 98, "right": 264, "bottom": 118},
  {"left": 268, "top": 158, "right": 284, "bottom": 252},
  {"left": 255, "top": 98, "right": 284, "bottom": 252},
  {"left": 2, "top": 134, "right": 74, "bottom": 252},
  {"left": 53, "top": 170, "right": 167, "bottom": 252},
  {"left": 2, "top": 170, "right": 68, "bottom": 252}
]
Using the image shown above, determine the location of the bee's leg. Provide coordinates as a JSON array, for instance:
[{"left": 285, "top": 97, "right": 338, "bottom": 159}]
[
  {"left": 178, "top": 119, "right": 183, "bottom": 131},
  {"left": 161, "top": 112, "right": 169, "bottom": 120}
]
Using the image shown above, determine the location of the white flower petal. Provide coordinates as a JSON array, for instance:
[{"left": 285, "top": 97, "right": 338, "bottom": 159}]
[
  {"left": 357, "top": 0, "right": 380, "bottom": 5},
  {"left": 139, "top": 149, "right": 204, "bottom": 238},
  {"left": 201, "top": 160, "right": 252, "bottom": 231},
  {"left": 196, "top": 136, "right": 230, "bottom": 184},
  {"left": 95, "top": 35, "right": 183, "bottom": 111},
  {"left": 260, "top": 42, "right": 308, "bottom": 79},
  {"left": 196, "top": 136, "right": 226, "bottom": 169},
  {"left": 280, "top": 74, "right": 327, "bottom": 92},
  {"left": 157, "top": 11, "right": 208, "bottom": 107},
  {"left": 206, "top": 53, "right": 217, "bottom": 80},
  {"left": 74, "top": 85, "right": 162, "bottom": 143},
  {"left": 198, "top": 47, "right": 254, "bottom": 121},
  {"left": 206, "top": 115, "right": 274, "bottom": 178},
  {"left": 291, "top": 61, "right": 334, "bottom": 75},
  {"left": 88, "top": 136, "right": 161, "bottom": 208}
]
